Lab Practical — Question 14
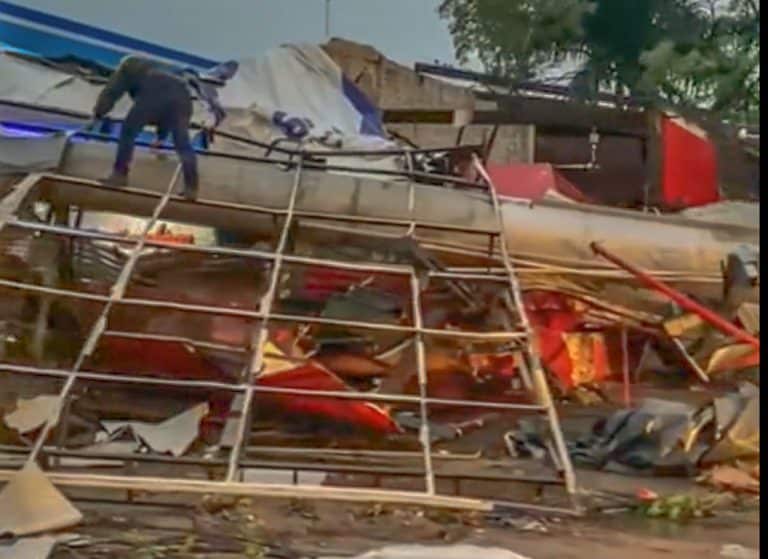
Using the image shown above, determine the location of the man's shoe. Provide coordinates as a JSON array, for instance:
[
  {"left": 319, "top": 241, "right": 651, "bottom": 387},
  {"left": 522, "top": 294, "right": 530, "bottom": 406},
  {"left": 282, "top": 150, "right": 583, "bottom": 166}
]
[
  {"left": 181, "top": 186, "right": 198, "bottom": 201},
  {"left": 101, "top": 172, "right": 128, "bottom": 187}
]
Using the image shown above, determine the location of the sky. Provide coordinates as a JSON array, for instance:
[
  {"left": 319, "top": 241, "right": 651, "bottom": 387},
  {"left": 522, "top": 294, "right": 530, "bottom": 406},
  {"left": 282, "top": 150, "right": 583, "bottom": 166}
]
[{"left": 19, "top": 0, "right": 459, "bottom": 66}]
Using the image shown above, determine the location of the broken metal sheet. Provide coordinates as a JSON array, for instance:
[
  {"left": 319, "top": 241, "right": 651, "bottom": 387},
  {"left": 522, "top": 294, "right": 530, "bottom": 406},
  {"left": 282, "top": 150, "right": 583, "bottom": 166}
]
[
  {"left": 0, "top": 535, "right": 57, "bottom": 559},
  {"left": 0, "top": 463, "right": 82, "bottom": 537},
  {"left": 3, "top": 395, "right": 61, "bottom": 435},
  {"left": 704, "top": 390, "right": 759, "bottom": 464},
  {"left": 725, "top": 245, "right": 760, "bottom": 288},
  {"left": 218, "top": 394, "right": 247, "bottom": 449},
  {"left": 101, "top": 402, "right": 209, "bottom": 457},
  {"left": 58, "top": 441, "right": 141, "bottom": 467},
  {"left": 320, "top": 287, "right": 403, "bottom": 324},
  {"left": 569, "top": 398, "right": 703, "bottom": 474},
  {"left": 706, "top": 343, "right": 759, "bottom": 375},
  {"left": 713, "top": 392, "right": 748, "bottom": 440},
  {"left": 736, "top": 303, "right": 759, "bottom": 335}
]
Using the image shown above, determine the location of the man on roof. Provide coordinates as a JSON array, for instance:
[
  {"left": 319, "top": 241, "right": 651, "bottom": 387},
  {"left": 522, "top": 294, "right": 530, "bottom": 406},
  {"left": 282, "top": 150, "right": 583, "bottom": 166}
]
[{"left": 92, "top": 55, "right": 229, "bottom": 200}]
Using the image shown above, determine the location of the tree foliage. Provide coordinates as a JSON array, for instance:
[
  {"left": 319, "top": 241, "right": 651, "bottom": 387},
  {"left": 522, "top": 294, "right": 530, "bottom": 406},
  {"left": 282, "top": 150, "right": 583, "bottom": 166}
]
[{"left": 438, "top": 0, "right": 759, "bottom": 123}]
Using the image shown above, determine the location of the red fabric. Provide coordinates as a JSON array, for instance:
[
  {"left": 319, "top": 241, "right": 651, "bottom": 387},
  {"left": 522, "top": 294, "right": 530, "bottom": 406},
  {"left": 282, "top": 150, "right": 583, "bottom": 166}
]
[
  {"left": 96, "top": 337, "right": 400, "bottom": 435},
  {"left": 94, "top": 337, "right": 234, "bottom": 441},
  {"left": 299, "top": 267, "right": 408, "bottom": 302},
  {"left": 486, "top": 163, "right": 591, "bottom": 203},
  {"left": 258, "top": 364, "right": 401, "bottom": 434},
  {"left": 660, "top": 116, "right": 719, "bottom": 209},
  {"left": 96, "top": 337, "right": 231, "bottom": 382},
  {"left": 523, "top": 290, "right": 613, "bottom": 390}
]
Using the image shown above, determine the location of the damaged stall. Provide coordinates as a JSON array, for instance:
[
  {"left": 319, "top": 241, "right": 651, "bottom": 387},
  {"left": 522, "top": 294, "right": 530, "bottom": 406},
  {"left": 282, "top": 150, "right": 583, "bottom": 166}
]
[
  {"left": 0, "top": 43, "right": 760, "bottom": 532},
  {"left": 0, "top": 119, "right": 582, "bottom": 518}
]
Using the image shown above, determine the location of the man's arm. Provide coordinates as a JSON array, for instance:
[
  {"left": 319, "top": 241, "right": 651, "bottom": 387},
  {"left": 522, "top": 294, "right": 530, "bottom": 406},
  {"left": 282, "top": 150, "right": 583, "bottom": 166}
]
[{"left": 92, "top": 58, "right": 132, "bottom": 118}]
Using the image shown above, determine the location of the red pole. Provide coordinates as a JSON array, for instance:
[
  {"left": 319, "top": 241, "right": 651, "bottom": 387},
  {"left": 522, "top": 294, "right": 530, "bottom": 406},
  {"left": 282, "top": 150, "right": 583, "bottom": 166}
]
[{"left": 590, "top": 242, "right": 760, "bottom": 350}]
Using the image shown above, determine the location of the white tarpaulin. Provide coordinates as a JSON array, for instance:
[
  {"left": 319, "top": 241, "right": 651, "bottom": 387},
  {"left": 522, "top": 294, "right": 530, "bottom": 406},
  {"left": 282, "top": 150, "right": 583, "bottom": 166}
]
[{"left": 219, "top": 43, "right": 392, "bottom": 149}]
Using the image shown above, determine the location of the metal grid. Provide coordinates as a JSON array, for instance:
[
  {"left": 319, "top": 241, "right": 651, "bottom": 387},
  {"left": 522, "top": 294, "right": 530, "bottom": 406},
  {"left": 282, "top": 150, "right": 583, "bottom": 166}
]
[{"left": 0, "top": 138, "right": 578, "bottom": 513}]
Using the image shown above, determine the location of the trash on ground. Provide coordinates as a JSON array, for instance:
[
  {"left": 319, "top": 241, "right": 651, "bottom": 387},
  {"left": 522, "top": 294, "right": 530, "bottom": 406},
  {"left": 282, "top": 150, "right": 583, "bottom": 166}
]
[
  {"left": 567, "top": 383, "right": 759, "bottom": 476},
  {"left": 699, "top": 464, "right": 760, "bottom": 494},
  {"left": 0, "top": 463, "right": 82, "bottom": 537},
  {"left": 327, "top": 544, "right": 532, "bottom": 559},
  {"left": 3, "top": 396, "right": 60, "bottom": 435},
  {"left": 101, "top": 402, "right": 210, "bottom": 457}
]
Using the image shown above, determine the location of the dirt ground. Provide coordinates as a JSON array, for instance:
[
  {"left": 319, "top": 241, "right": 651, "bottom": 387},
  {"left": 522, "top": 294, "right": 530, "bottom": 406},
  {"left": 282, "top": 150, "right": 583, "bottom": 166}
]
[{"left": 45, "top": 491, "right": 759, "bottom": 559}]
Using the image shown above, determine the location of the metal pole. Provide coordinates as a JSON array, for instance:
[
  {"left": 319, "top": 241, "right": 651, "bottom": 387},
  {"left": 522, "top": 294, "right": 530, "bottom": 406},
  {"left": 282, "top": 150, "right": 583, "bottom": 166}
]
[
  {"left": 472, "top": 154, "right": 579, "bottom": 505},
  {"left": 590, "top": 242, "right": 760, "bottom": 349},
  {"left": 225, "top": 156, "right": 304, "bottom": 482}
]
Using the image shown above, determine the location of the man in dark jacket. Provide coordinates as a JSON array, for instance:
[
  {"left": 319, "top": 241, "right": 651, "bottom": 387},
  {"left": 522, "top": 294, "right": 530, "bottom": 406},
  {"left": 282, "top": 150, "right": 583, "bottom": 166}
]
[{"left": 92, "top": 55, "right": 199, "bottom": 199}]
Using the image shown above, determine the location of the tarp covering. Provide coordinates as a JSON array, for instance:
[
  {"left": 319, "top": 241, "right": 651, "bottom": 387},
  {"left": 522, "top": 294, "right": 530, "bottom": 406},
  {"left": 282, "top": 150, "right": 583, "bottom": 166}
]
[{"left": 220, "top": 44, "right": 387, "bottom": 144}]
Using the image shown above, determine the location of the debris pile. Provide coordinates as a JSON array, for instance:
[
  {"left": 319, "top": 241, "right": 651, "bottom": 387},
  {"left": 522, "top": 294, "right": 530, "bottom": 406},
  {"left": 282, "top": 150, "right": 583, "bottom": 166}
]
[
  {"left": 568, "top": 383, "right": 759, "bottom": 476},
  {"left": 0, "top": 35, "right": 759, "bottom": 558}
]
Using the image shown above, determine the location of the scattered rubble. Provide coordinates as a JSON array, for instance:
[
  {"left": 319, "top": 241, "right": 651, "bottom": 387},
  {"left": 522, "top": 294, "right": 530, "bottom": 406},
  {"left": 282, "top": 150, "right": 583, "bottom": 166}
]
[
  {"left": 0, "top": 27, "right": 760, "bottom": 559},
  {"left": 0, "top": 463, "right": 82, "bottom": 537}
]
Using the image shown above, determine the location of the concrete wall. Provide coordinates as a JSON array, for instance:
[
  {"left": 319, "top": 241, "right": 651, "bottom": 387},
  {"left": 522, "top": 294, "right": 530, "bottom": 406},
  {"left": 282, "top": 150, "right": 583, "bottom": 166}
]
[
  {"left": 322, "top": 39, "right": 531, "bottom": 163},
  {"left": 323, "top": 38, "right": 475, "bottom": 112},
  {"left": 388, "top": 123, "right": 534, "bottom": 164}
]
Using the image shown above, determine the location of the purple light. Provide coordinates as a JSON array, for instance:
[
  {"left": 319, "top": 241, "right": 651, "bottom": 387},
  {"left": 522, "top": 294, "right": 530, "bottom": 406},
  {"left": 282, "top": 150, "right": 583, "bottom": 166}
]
[{"left": 0, "top": 123, "right": 50, "bottom": 138}]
